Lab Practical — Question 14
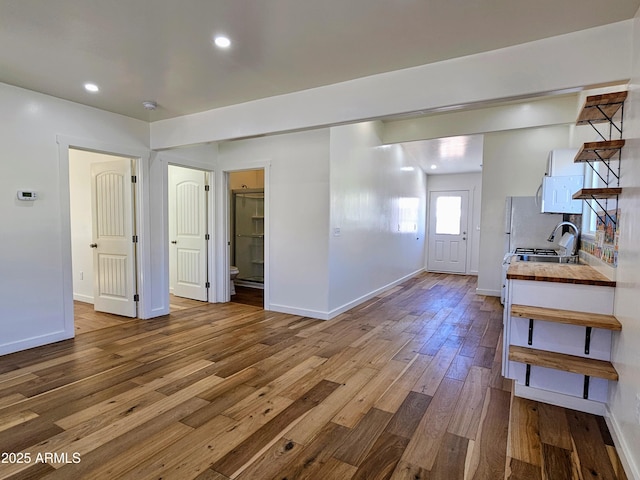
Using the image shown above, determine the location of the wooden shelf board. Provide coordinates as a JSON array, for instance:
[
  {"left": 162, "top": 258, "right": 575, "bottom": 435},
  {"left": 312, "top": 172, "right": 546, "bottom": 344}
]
[
  {"left": 508, "top": 345, "right": 618, "bottom": 381},
  {"left": 572, "top": 188, "right": 622, "bottom": 200},
  {"left": 511, "top": 304, "right": 621, "bottom": 331},
  {"left": 574, "top": 140, "right": 625, "bottom": 162},
  {"left": 576, "top": 91, "right": 627, "bottom": 125}
]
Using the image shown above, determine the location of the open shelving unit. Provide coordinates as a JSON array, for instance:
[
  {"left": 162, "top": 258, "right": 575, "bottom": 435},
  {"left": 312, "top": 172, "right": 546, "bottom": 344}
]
[
  {"left": 575, "top": 91, "right": 627, "bottom": 127},
  {"left": 572, "top": 91, "right": 627, "bottom": 226}
]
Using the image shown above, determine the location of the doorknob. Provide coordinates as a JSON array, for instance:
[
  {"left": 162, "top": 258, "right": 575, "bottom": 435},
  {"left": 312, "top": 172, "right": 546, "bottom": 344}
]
[
  {"left": 89, "top": 243, "right": 98, "bottom": 248},
  {"left": 171, "top": 240, "right": 177, "bottom": 244}
]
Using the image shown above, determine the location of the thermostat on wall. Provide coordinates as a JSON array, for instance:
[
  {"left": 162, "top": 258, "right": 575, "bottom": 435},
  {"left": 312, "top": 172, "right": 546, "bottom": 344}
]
[{"left": 17, "top": 190, "right": 37, "bottom": 201}]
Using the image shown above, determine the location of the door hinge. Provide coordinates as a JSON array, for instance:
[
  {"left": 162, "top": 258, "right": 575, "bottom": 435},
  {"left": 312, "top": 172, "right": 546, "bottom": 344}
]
[
  {"left": 205, "top": 233, "right": 210, "bottom": 240},
  {"left": 205, "top": 282, "right": 210, "bottom": 288},
  {"left": 204, "top": 185, "right": 210, "bottom": 191},
  {"left": 134, "top": 294, "right": 139, "bottom": 302},
  {"left": 131, "top": 175, "right": 137, "bottom": 183},
  {"left": 132, "top": 235, "right": 138, "bottom": 243}
]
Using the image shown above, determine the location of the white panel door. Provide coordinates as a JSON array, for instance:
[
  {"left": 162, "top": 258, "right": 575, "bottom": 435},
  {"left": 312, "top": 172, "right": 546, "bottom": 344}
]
[
  {"left": 427, "top": 190, "right": 469, "bottom": 274},
  {"left": 169, "top": 166, "right": 208, "bottom": 301},
  {"left": 91, "top": 160, "right": 137, "bottom": 317}
]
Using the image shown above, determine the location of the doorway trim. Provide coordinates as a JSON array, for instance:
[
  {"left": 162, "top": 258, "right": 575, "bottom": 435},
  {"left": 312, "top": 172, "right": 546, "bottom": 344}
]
[
  {"left": 157, "top": 151, "right": 217, "bottom": 314},
  {"left": 218, "top": 162, "right": 270, "bottom": 309},
  {"left": 167, "top": 163, "right": 214, "bottom": 304},
  {"left": 57, "top": 135, "right": 149, "bottom": 331},
  {"left": 426, "top": 189, "right": 471, "bottom": 274}
]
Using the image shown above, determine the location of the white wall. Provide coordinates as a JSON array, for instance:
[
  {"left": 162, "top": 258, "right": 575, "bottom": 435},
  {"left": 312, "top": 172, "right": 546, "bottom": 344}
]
[
  {"left": 0, "top": 82, "right": 149, "bottom": 355},
  {"left": 69, "top": 150, "right": 130, "bottom": 303},
  {"left": 328, "top": 122, "right": 426, "bottom": 314},
  {"left": 426, "top": 173, "right": 482, "bottom": 275},
  {"left": 608, "top": 7, "right": 640, "bottom": 479},
  {"left": 384, "top": 94, "right": 580, "bottom": 144},
  {"left": 217, "top": 129, "right": 331, "bottom": 317},
  {"left": 477, "top": 125, "right": 572, "bottom": 295},
  {"left": 229, "top": 169, "right": 264, "bottom": 190},
  {"left": 151, "top": 21, "right": 632, "bottom": 149}
]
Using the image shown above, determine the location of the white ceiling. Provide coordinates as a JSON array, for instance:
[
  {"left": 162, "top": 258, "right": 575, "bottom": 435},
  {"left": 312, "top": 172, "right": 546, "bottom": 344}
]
[
  {"left": 1, "top": 0, "right": 638, "bottom": 121},
  {"left": 400, "top": 135, "right": 484, "bottom": 175}
]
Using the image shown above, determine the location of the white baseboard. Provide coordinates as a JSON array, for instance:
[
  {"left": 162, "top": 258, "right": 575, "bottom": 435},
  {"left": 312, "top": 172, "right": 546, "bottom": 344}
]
[
  {"left": 605, "top": 406, "right": 640, "bottom": 480},
  {"left": 514, "top": 383, "right": 606, "bottom": 416},
  {"left": 326, "top": 269, "right": 425, "bottom": 320},
  {"left": 476, "top": 288, "right": 500, "bottom": 297},
  {"left": 0, "top": 330, "right": 74, "bottom": 356},
  {"left": 270, "top": 269, "right": 426, "bottom": 321},
  {"left": 268, "top": 304, "right": 330, "bottom": 320},
  {"left": 73, "top": 293, "right": 94, "bottom": 304}
]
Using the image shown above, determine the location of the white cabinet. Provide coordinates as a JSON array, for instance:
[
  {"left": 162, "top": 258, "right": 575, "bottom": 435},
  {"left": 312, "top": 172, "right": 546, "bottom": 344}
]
[{"left": 503, "top": 277, "right": 618, "bottom": 415}]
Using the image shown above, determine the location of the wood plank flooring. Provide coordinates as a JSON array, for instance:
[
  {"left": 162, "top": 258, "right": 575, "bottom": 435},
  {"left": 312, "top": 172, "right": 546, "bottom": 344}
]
[
  {"left": 74, "top": 295, "right": 206, "bottom": 334},
  {"left": 231, "top": 286, "right": 264, "bottom": 308},
  {"left": 0, "top": 273, "right": 627, "bottom": 479}
]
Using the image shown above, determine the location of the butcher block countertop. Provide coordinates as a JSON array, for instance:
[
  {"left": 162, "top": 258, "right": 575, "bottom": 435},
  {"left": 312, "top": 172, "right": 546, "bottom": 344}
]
[{"left": 507, "top": 260, "right": 616, "bottom": 287}]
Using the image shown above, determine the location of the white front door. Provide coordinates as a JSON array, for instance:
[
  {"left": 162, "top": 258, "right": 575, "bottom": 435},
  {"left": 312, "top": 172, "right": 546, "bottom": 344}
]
[
  {"left": 91, "top": 160, "right": 137, "bottom": 317},
  {"left": 169, "top": 166, "right": 208, "bottom": 301},
  {"left": 427, "top": 190, "right": 469, "bottom": 274}
]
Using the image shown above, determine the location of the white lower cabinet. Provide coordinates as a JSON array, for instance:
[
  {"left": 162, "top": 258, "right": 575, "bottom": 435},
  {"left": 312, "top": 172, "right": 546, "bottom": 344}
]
[{"left": 503, "top": 278, "right": 617, "bottom": 415}]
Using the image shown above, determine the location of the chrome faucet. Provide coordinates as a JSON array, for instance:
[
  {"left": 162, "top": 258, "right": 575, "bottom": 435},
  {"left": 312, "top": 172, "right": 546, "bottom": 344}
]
[
  {"left": 547, "top": 221, "right": 580, "bottom": 255},
  {"left": 547, "top": 221, "right": 579, "bottom": 242}
]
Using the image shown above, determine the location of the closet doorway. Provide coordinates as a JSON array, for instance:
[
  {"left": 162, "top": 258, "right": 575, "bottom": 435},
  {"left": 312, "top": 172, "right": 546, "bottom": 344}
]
[
  {"left": 168, "top": 165, "right": 210, "bottom": 303},
  {"left": 229, "top": 170, "right": 264, "bottom": 308},
  {"left": 69, "top": 149, "right": 139, "bottom": 319}
]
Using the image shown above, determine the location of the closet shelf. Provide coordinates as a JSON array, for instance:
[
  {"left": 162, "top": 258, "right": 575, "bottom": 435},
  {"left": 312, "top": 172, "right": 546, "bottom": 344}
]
[
  {"left": 576, "top": 91, "right": 627, "bottom": 125},
  {"left": 574, "top": 140, "right": 625, "bottom": 163},
  {"left": 572, "top": 188, "right": 622, "bottom": 200}
]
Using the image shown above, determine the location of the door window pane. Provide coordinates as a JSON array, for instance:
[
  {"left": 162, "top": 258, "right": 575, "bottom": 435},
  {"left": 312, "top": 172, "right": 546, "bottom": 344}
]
[{"left": 435, "top": 196, "right": 461, "bottom": 235}]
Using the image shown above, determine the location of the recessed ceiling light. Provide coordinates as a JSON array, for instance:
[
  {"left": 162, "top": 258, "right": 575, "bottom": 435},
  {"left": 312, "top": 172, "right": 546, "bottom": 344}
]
[
  {"left": 84, "top": 83, "right": 99, "bottom": 93},
  {"left": 214, "top": 35, "right": 231, "bottom": 48},
  {"left": 430, "top": 165, "right": 437, "bottom": 170},
  {"left": 401, "top": 166, "right": 415, "bottom": 172}
]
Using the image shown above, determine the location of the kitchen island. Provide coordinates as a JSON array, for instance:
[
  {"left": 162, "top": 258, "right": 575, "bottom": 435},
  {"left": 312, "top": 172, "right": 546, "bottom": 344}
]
[{"left": 503, "top": 259, "right": 619, "bottom": 415}]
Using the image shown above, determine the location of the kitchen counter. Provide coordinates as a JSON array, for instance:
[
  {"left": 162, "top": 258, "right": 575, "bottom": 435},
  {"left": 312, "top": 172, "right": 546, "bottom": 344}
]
[{"left": 507, "top": 259, "right": 616, "bottom": 287}]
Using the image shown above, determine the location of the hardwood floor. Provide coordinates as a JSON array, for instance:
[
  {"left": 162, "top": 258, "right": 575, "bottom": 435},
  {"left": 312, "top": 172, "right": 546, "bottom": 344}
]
[
  {"left": 74, "top": 295, "right": 206, "bottom": 334},
  {"left": 73, "top": 301, "right": 135, "bottom": 334},
  {"left": 231, "top": 285, "right": 264, "bottom": 308},
  {"left": 0, "top": 273, "right": 627, "bottom": 479}
]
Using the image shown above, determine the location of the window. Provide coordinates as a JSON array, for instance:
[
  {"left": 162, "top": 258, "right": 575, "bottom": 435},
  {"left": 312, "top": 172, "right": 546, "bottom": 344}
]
[
  {"left": 435, "top": 196, "right": 462, "bottom": 235},
  {"left": 582, "top": 163, "right": 600, "bottom": 236},
  {"left": 398, "top": 197, "right": 419, "bottom": 233}
]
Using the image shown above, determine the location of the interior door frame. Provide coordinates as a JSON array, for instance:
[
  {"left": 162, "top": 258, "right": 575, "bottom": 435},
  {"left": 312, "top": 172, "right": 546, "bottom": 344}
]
[
  {"left": 167, "top": 163, "right": 212, "bottom": 302},
  {"left": 90, "top": 158, "right": 138, "bottom": 317},
  {"left": 218, "top": 162, "right": 270, "bottom": 309},
  {"left": 426, "top": 189, "right": 471, "bottom": 274},
  {"left": 58, "top": 135, "right": 149, "bottom": 332}
]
